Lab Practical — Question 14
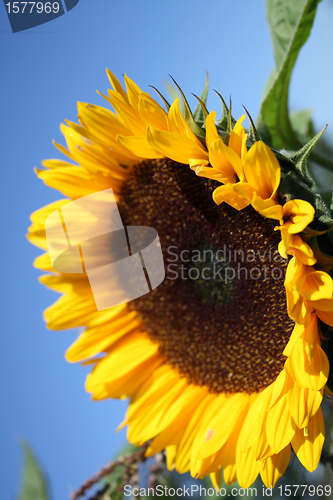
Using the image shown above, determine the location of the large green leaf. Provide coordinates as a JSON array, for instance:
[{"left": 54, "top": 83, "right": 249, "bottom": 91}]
[
  {"left": 258, "top": 0, "right": 321, "bottom": 150},
  {"left": 18, "top": 443, "right": 50, "bottom": 500}
]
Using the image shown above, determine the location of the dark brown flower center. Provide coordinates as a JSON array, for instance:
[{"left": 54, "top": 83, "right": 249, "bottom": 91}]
[{"left": 118, "top": 158, "right": 294, "bottom": 394}]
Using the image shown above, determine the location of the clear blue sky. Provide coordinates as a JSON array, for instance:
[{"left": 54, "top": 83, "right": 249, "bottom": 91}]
[{"left": 1, "top": 1, "right": 333, "bottom": 499}]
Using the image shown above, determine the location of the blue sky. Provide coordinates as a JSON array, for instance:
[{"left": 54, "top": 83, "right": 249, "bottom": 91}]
[{"left": 1, "top": 1, "right": 333, "bottom": 499}]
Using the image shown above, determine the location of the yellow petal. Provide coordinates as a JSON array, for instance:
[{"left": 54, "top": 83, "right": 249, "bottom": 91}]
[
  {"left": 65, "top": 314, "right": 139, "bottom": 362},
  {"left": 127, "top": 380, "right": 188, "bottom": 444},
  {"left": 259, "top": 446, "right": 291, "bottom": 488},
  {"left": 213, "top": 184, "right": 250, "bottom": 210},
  {"left": 106, "top": 69, "right": 128, "bottom": 101},
  {"left": 205, "top": 111, "right": 219, "bottom": 150},
  {"left": 240, "top": 388, "right": 272, "bottom": 452},
  {"left": 138, "top": 92, "right": 169, "bottom": 130},
  {"left": 256, "top": 420, "right": 273, "bottom": 461},
  {"left": 195, "top": 401, "right": 247, "bottom": 478},
  {"left": 210, "top": 469, "right": 222, "bottom": 489},
  {"left": 287, "top": 381, "right": 323, "bottom": 429},
  {"left": 117, "top": 134, "right": 164, "bottom": 159},
  {"left": 283, "top": 323, "right": 304, "bottom": 357},
  {"left": 166, "top": 446, "right": 177, "bottom": 470},
  {"left": 267, "top": 369, "right": 289, "bottom": 411},
  {"left": 41, "top": 277, "right": 99, "bottom": 330},
  {"left": 124, "top": 74, "right": 142, "bottom": 109},
  {"left": 287, "top": 235, "right": 316, "bottom": 266},
  {"left": 85, "top": 334, "right": 162, "bottom": 400},
  {"left": 41, "top": 159, "right": 74, "bottom": 169},
  {"left": 27, "top": 200, "right": 70, "bottom": 250},
  {"left": 168, "top": 99, "right": 204, "bottom": 147},
  {"left": 282, "top": 199, "right": 315, "bottom": 234},
  {"left": 107, "top": 90, "right": 146, "bottom": 135},
  {"left": 291, "top": 409, "right": 325, "bottom": 472},
  {"left": 146, "top": 386, "right": 207, "bottom": 457},
  {"left": 287, "top": 338, "right": 329, "bottom": 390},
  {"left": 285, "top": 257, "right": 307, "bottom": 292},
  {"left": 194, "top": 393, "right": 249, "bottom": 462},
  {"left": 266, "top": 394, "right": 296, "bottom": 453},
  {"left": 176, "top": 394, "right": 215, "bottom": 473},
  {"left": 250, "top": 192, "right": 282, "bottom": 220},
  {"left": 223, "top": 464, "right": 237, "bottom": 485},
  {"left": 209, "top": 139, "right": 239, "bottom": 183},
  {"left": 60, "top": 123, "right": 128, "bottom": 175},
  {"left": 77, "top": 101, "right": 130, "bottom": 140},
  {"left": 35, "top": 166, "right": 122, "bottom": 199},
  {"left": 229, "top": 114, "right": 246, "bottom": 159},
  {"left": 191, "top": 164, "right": 228, "bottom": 184},
  {"left": 315, "top": 307, "right": 333, "bottom": 326},
  {"left": 285, "top": 286, "right": 308, "bottom": 324},
  {"left": 277, "top": 226, "right": 293, "bottom": 258},
  {"left": 300, "top": 269, "right": 333, "bottom": 301},
  {"left": 236, "top": 444, "right": 259, "bottom": 489},
  {"left": 146, "top": 126, "right": 208, "bottom": 165},
  {"left": 243, "top": 141, "right": 280, "bottom": 200},
  {"left": 148, "top": 388, "right": 205, "bottom": 455}
]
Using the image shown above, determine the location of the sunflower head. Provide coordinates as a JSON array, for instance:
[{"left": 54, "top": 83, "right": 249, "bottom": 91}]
[{"left": 28, "top": 71, "right": 333, "bottom": 490}]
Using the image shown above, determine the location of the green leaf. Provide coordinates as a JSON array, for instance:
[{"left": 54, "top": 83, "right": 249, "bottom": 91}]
[
  {"left": 18, "top": 443, "right": 50, "bottom": 500},
  {"left": 290, "top": 109, "right": 315, "bottom": 142},
  {"left": 259, "top": 0, "right": 321, "bottom": 150}
]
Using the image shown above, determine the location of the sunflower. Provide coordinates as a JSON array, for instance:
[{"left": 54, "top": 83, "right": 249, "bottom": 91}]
[{"left": 28, "top": 71, "right": 333, "bottom": 489}]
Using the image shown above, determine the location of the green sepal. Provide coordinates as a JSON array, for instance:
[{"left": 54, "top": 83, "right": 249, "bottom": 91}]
[
  {"left": 284, "top": 125, "right": 327, "bottom": 181},
  {"left": 193, "top": 72, "right": 209, "bottom": 124},
  {"left": 317, "top": 189, "right": 332, "bottom": 210},
  {"left": 224, "top": 98, "right": 234, "bottom": 145},
  {"left": 272, "top": 149, "right": 300, "bottom": 178},
  {"left": 278, "top": 170, "right": 333, "bottom": 232},
  {"left": 192, "top": 94, "right": 209, "bottom": 124},
  {"left": 279, "top": 171, "right": 316, "bottom": 205},
  {"left": 149, "top": 86, "right": 171, "bottom": 111},
  {"left": 214, "top": 90, "right": 237, "bottom": 133},
  {"left": 315, "top": 194, "right": 333, "bottom": 228},
  {"left": 169, "top": 76, "right": 206, "bottom": 141},
  {"left": 243, "top": 106, "right": 261, "bottom": 144}
]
